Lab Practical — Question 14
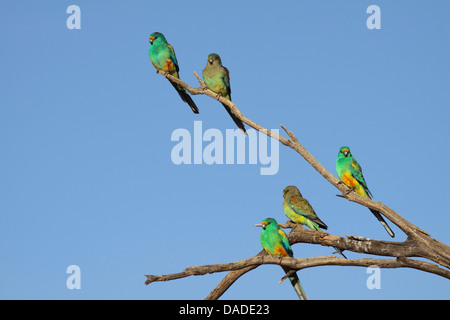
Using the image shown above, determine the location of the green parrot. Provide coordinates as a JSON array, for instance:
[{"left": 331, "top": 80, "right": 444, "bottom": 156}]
[
  {"left": 336, "top": 146, "right": 395, "bottom": 238},
  {"left": 202, "top": 53, "right": 246, "bottom": 134},
  {"left": 148, "top": 32, "right": 199, "bottom": 114},
  {"left": 255, "top": 218, "right": 308, "bottom": 300},
  {"left": 283, "top": 186, "right": 347, "bottom": 259},
  {"left": 283, "top": 186, "right": 328, "bottom": 231}
]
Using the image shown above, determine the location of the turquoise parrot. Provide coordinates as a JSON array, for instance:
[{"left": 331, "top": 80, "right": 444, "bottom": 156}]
[
  {"left": 336, "top": 146, "right": 395, "bottom": 238},
  {"left": 148, "top": 32, "right": 199, "bottom": 114},
  {"left": 202, "top": 53, "right": 246, "bottom": 134},
  {"left": 283, "top": 186, "right": 347, "bottom": 258},
  {"left": 255, "top": 218, "right": 308, "bottom": 300}
]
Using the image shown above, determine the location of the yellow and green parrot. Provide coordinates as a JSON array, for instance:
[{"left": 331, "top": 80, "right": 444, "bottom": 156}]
[
  {"left": 148, "top": 32, "right": 199, "bottom": 114},
  {"left": 283, "top": 186, "right": 347, "bottom": 258},
  {"left": 255, "top": 218, "right": 308, "bottom": 300},
  {"left": 202, "top": 53, "right": 246, "bottom": 134},
  {"left": 336, "top": 146, "right": 395, "bottom": 238},
  {"left": 283, "top": 186, "right": 328, "bottom": 231}
]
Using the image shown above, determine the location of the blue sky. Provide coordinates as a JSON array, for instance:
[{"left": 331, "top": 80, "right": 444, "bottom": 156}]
[{"left": 1, "top": 1, "right": 449, "bottom": 299}]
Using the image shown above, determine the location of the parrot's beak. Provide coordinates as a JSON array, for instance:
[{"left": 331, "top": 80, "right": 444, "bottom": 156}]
[
  {"left": 342, "top": 149, "right": 349, "bottom": 157},
  {"left": 208, "top": 58, "right": 213, "bottom": 64},
  {"left": 254, "top": 222, "right": 267, "bottom": 230},
  {"left": 149, "top": 36, "right": 155, "bottom": 44}
]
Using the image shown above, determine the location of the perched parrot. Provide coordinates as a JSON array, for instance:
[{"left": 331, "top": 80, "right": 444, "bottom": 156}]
[
  {"left": 202, "top": 53, "right": 246, "bottom": 134},
  {"left": 148, "top": 32, "right": 199, "bottom": 114},
  {"left": 255, "top": 218, "right": 308, "bottom": 300},
  {"left": 283, "top": 186, "right": 347, "bottom": 259},
  {"left": 283, "top": 186, "right": 328, "bottom": 231},
  {"left": 335, "top": 146, "right": 395, "bottom": 238}
]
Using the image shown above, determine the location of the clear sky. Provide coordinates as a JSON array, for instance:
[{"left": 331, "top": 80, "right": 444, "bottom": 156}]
[{"left": 1, "top": 1, "right": 449, "bottom": 299}]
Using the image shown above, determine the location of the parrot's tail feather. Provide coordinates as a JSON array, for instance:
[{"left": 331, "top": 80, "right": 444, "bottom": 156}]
[
  {"left": 282, "top": 267, "right": 308, "bottom": 300},
  {"left": 370, "top": 209, "right": 395, "bottom": 238},
  {"left": 221, "top": 103, "right": 247, "bottom": 135},
  {"left": 315, "top": 219, "right": 328, "bottom": 230},
  {"left": 289, "top": 272, "right": 308, "bottom": 300},
  {"left": 170, "top": 81, "right": 199, "bottom": 114}
]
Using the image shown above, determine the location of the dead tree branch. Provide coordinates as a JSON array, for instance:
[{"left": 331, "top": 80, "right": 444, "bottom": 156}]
[{"left": 146, "top": 251, "right": 450, "bottom": 286}]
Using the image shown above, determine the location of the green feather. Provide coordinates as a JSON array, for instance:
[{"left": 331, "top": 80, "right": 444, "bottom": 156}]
[
  {"left": 336, "top": 146, "right": 395, "bottom": 237},
  {"left": 258, "top": 218, "right": 308, "bottom": 300},
  {"left": 148, "top": 32, "right": 199, "bottom": 114},
  {"left": 202, "top": 53, "right": 246, "bottom": 134}
]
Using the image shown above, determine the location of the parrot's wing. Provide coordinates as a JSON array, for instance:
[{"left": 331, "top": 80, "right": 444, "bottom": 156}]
[
  {"left": 222, "top": 66, "right": 231, "bottom": 97},
  {"left": 167, "top": 44, "right": 180, "bottom": 73},
  {"left": 278, "top": 229, "right": 294, "bottom": 258},
  {"left": 349, "top": 158, "right": 373, "bottom": 198},
  {"left": 288, "top": 197, "right": 318, "bottom": 220}
]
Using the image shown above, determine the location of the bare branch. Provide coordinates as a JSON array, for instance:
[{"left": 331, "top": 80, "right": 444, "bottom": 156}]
[
  {"left": 156, "top": 69, "right": 288, "bottom": 143},
  {"left": 145, "top": 253, "right": 450, "bottom": 287}
]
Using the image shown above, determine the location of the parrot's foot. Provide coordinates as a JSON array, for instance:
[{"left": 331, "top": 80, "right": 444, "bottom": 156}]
[
  {"left": 344, "top": 188, "right": 353, "bottom": 196},
  {"left": 293, "top": 223, "right": 306, "bottom": 231},
  {"left": 336, "top": 180, "right": 352, "bottom": 194},
  {"left": 336, "top": 187, "right": 353, "bottom": 198},
  {"left": 279, "top": 220, "right": 295, "bottom": 229},
  {"left": 336, "top": 180, "right": 345, "bottom": 187}
]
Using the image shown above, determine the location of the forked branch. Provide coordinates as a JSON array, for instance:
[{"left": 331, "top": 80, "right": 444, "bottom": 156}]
[{"left": 147, "top": 70, "right": 450, "bottom": 299}]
